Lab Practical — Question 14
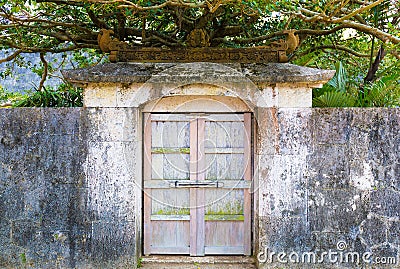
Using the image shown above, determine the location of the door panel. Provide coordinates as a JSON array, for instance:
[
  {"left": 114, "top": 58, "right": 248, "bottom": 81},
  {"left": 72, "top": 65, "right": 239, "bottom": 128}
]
[
  {"left": 205, "top": 154, "right": 245, "bottom": 180},
  {"left": 151, "top": 153, "right": 190, "bottom": 180},
  {"left": 151, "top": 189, "right": 190, "bottom": 215},
  {"left": 205, "top": 222, "right": 244, "bottom": 246},
  {"left": 144, "top": 114, "right": 191, "bottom": 254},
  {"left": 205, "top": 189, "right": 244, "bottom": 216},
  {"left": 144, "top": 113, "right": 251, "bottom": 256},
  {"left": 151, "top": 221, "right": 190, "bottom": 251}
]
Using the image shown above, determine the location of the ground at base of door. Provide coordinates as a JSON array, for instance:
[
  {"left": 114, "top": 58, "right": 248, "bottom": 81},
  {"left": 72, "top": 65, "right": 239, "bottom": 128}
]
[{"left": 140, "top": 256, "right": 256, "bottom": 269}]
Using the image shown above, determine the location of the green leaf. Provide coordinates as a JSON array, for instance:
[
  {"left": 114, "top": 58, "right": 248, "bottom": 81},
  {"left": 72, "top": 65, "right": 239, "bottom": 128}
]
[
  {"left": 327, "top": 61, "right": 348, "bottom": 92},
  {"left": 312, "top": 91, "right": 356, "bottom": 107}
]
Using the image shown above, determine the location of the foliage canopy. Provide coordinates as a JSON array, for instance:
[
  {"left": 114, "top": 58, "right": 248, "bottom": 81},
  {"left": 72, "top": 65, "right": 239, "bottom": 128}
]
[
  {"left": 1, "top": 1, "right": 399, "bottom": 52},
  {"left": 0, "top": 0, "right": 399, "bottom": 106}
]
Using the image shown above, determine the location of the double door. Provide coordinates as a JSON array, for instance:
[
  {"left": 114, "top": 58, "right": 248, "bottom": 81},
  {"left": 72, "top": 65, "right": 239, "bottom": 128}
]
[{"left": 143, "top": 113, "right": 252, "bottom": 256}]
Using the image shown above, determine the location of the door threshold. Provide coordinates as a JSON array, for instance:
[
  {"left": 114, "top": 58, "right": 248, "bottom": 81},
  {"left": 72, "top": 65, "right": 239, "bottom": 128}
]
[{"left": 141, "top": 255, "right": 255, "bottom": 268}]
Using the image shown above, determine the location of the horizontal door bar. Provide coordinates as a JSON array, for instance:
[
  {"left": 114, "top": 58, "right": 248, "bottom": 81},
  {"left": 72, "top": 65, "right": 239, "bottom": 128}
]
[
  {"left": 151, "top": 114, "right": 190, "bottom": 121},
  {"left": 170, "top": 180, "right": 223, "bottom": 188},
  {"left": 205, "top": 214, "right": 244, "bottom": 221},
  {"left": 144, "top": 180, "right": 251, "bottom": 189},
  {"left": 203, "top": 114, "right": 244, "bottom": 121},
  {"left": 204, "top": 148, "right": 244, "bottom": 154},
  {"left": 205, "top": 246, "right": 245, "bottom": 255},
  {"left": 151, "top": 215, "right": 190, "bottom": 221},
  {"left": 150, "top": 214, "right": 246, "bottom": 221},
  {"left": 150, "top": 113, "right": 244, "bottom": 122},
  {"left": 150, "top": 246, "right": 190, "bottom": 254}
]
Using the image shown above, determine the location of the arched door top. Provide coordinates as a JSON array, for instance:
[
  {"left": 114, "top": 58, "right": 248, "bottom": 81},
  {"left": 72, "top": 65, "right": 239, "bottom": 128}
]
[{"left": 125, "top": 63, "right": 260, "bottom": 109}]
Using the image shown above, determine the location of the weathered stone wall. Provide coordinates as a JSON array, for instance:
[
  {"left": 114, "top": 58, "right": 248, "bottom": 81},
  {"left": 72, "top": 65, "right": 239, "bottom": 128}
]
[
  {"left": 0, "top": 108, "right": 84, "bottom": 268},
  {"left": 1, "top": 108, "right": 399, "bottom": 268},
  {"left": 257, "top": 108, "right": 400, "bottom": 269},
  {"left": 0, "top": 108, "right": 140, "bottom": 269},
  {"left": 80, "top": 107, "right": 141, "bottom": 268}
]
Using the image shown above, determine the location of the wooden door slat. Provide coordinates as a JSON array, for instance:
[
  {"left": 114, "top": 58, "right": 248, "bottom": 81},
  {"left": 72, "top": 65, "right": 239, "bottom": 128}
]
[
  {"left": 189, "top": 119, "right": 198, "bottom": 256},
  {"left": 243, "top": 112, "right": 252, "bottom": 256},
  {"left": 143, "top": 112, "right": 152, "bottom": 255},
  {"left": 196, "top": 118, "right": 206, "bottom": 256}
]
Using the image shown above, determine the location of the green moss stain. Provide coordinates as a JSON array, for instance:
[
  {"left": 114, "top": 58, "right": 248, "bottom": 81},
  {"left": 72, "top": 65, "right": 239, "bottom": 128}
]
[
  {"left": 137, "top": 257, "right": 142, "bottom": 268},
  {"left": 152, "top": 147, "right": 190, "bottom": 154},
  {"left": 20, "top": 253, "right": 26, "bottom": 264},
  {"left": 205, "top": 215, "right": 244, "bottom": 221},
  {"left": 154, "top": 207, "right": 190, "bottom": 215},
  {"left": 206, "top": 200, "right": 243, "bottom": 215}
]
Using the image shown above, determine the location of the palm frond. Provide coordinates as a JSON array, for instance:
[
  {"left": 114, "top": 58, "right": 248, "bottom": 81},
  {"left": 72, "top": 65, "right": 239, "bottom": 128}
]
[
  {"left": 312, "top": 91, "right": 356, "bottom": 107},
  {"left": 327, "top": 61, "right": 348, "bottom": 92}
]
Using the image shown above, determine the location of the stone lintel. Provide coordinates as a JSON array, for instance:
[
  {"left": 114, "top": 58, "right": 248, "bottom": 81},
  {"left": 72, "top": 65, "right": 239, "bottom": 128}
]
[
  {"left": 62, "top": 62, "right": 334, "bottom": 85},
  {"left": 63, "top": 62, "right": 334, "bottom": 108}
]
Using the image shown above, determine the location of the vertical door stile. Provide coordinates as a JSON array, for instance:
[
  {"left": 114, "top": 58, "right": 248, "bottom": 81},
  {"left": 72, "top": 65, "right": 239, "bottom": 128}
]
[
  {"left": 196, "top": 118, "right": 206, "bottom": 256},
  {"left": 143, "top": 113, "right": 152, "bottom": 255},
  {"left": 189, "top": 118, "right": 198, "bottom": 256},
  {"left": 243, "top": 112, "right": 252, "bottom": 255}
]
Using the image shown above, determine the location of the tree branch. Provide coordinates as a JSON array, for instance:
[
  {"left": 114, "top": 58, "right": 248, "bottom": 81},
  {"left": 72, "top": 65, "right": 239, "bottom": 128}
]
[
  {"left": 38, "top": 52, "right": 48, "bottom": 92},
  {"left": 390, "top": 50, "right": 400, "bottom": 60},
  {"left": 0, "top": 15, "right": 94, "bottom": 34},
  {"left": 342, "top": 21, "right": 400, "bottom": 44},
  {"left": 218, "top": 25, "right": 348, "bottom": 45},
  {"left": 87, "top": 8, "right": 109, "bottom": 29},
  {"left": 296, "top": 25, "right": 348, "bottom": 35},
  {"left": 3, "top": 39, "right": 97, "bottom": 53},
  {"left": 218, "top": 31, "right": 284, "bottom": 45},
  {"left": 36, "top": 0, "right": 84, "bottom": 5},
  {"left": 331, "top": 0, "right": 385, "bottom": 23},
  {"left": 296, "top": 7, "right": 400, "bottom": 44},
  {"left": 87, "top": 0, "right": 206, "bottom": 11},
  {"left": 364, "top": 45, "right": 386, "bottom": 83},
  {"left": 0, "top": 50, "right": 22, "bottom": 63},
  {"left": 296, "top": 44, "right": 370, "bottom": 59}
]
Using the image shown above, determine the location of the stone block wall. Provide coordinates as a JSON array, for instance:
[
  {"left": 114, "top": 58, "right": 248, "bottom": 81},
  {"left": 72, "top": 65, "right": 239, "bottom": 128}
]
[
  {"left": 257, "top": 108, "right": 400, "bottom": 268},
  {"left": 0, "top": 108, "right": 84, "bottom": 268},
  {"left": 0, "top": 108, "right": 141, "bottom": 269},
  {"left": 0, "top": 107, "right": 399, "bottom": 268},
  {"left": 79, "top": 107, "right": 140, "bottom": 268}
]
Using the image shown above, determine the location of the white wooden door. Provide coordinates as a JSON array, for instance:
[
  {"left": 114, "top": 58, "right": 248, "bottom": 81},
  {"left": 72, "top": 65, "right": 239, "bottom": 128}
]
[{"left": 143, "top": 113, "right": 252, "bottom": 256}]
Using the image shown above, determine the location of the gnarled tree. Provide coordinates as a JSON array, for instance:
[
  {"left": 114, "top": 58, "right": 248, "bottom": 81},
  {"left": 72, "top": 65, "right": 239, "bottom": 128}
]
[{"left": 0, "top": 0, "right": 399, "bottom": 88}]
